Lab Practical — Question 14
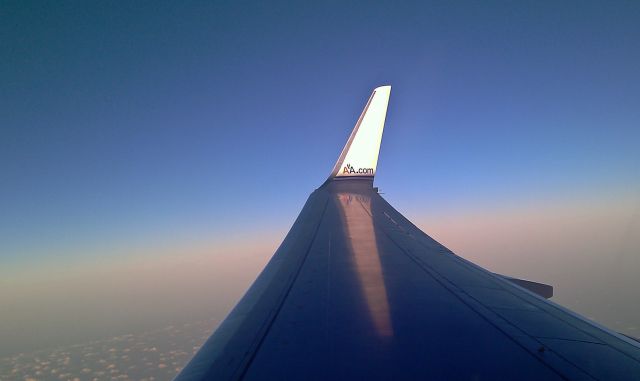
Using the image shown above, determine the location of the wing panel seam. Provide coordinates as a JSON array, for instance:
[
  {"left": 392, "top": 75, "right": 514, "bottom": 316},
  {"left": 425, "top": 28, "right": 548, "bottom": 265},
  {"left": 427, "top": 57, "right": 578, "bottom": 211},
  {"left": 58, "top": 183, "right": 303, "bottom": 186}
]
[{"left": 235, "top": 197, "right": 331, "bottom": 380}]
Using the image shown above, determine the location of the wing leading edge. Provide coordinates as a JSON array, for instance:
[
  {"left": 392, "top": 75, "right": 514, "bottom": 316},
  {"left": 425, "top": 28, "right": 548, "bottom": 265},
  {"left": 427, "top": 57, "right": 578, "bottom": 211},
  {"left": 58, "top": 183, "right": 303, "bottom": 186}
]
[{"left": 174, "top": 87, "right": 640, "bottom": 381}]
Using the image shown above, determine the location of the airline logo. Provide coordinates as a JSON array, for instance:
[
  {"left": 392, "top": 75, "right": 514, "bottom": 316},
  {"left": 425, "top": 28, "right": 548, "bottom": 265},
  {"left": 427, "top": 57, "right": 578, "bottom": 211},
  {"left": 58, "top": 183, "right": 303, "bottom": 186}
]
[{"left": 342, "top": 163, "right": 374, "bottom": 175}]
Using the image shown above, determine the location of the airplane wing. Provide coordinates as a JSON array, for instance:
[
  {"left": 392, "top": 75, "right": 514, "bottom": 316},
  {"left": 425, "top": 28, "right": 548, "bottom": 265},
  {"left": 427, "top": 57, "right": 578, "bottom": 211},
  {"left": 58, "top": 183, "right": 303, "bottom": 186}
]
[{"left": 175, "top": 86, "right": 640, "bottom": 380}]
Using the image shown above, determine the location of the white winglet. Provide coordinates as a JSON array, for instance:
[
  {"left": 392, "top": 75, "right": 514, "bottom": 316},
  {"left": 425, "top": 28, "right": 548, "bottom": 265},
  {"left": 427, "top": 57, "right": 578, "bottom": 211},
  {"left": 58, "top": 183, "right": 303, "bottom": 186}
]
[{"left": 329, "top": 85, "right": 391, "bottom": 180}]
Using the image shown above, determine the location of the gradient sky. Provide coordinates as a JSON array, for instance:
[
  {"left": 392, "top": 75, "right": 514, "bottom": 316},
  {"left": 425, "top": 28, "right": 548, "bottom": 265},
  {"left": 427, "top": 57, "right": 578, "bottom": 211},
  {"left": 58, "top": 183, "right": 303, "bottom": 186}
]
[{"left": 1, "top": 0, "right": 639, "bottom": 361}]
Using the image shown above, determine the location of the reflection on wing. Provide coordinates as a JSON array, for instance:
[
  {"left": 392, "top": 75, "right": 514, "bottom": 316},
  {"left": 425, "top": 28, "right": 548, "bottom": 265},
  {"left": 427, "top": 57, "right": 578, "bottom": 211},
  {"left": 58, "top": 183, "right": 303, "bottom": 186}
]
[{"left": 336, "top": 193, "right": 393, "bottom": 338}]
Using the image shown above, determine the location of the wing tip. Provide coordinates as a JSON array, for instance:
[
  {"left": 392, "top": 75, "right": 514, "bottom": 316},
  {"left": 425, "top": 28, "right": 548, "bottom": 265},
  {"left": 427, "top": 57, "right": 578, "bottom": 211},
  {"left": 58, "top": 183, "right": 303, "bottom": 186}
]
[{"left": 327, "top": 85, "right": 392, "bottom": 182}]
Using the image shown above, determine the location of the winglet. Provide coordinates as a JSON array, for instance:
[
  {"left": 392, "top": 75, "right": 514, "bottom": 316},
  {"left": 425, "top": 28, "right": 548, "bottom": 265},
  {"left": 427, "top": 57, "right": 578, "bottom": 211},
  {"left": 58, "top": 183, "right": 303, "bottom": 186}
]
[{"left": 329, "top": 86, "right": 391, "bottom": 180}]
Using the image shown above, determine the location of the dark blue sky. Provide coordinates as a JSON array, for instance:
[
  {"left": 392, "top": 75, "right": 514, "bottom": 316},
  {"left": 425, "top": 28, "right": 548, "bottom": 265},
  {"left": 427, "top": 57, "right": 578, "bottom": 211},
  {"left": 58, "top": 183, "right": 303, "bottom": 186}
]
[{"left": 1, "top": 1, "right": 639, "bottom": 265}]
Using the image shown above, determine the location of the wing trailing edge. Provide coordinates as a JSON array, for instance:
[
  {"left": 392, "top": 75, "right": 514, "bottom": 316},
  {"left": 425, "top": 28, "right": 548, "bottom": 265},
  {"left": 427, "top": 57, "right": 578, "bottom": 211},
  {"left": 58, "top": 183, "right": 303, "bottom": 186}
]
[{"left": 498, "top": 274, "right": 554, "bottom": 299}]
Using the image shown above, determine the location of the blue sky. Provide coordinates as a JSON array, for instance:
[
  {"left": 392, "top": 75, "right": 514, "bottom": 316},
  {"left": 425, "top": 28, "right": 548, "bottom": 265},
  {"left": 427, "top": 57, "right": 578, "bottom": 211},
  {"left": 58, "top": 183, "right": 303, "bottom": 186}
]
[
  {"left": 2, "top": 1, "right": 638, "bottom": 266},
  {"left": 1, "top": 1, "right": 639, "bottom": 356}
]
